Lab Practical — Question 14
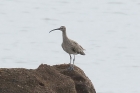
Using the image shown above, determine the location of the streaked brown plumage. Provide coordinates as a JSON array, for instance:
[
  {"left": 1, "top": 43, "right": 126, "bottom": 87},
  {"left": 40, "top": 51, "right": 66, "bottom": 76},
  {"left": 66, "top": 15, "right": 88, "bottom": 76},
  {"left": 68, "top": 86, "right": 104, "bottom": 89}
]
[{"left": 49, "top": 26, "right": 85, "bottom": 70}]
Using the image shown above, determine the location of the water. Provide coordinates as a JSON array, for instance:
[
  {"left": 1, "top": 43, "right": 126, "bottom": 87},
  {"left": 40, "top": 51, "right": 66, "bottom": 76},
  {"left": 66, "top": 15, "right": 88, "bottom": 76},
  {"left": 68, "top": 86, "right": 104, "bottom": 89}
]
[{"left": 0, "top": 0, "right": 140, "bottom": 93}]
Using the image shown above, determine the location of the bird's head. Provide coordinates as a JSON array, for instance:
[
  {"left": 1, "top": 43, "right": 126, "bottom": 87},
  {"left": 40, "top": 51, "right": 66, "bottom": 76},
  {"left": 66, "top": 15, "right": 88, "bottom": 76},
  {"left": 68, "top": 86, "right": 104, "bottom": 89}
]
[{"left": 49, "top": 26, "right": 66, "bottom": 33}]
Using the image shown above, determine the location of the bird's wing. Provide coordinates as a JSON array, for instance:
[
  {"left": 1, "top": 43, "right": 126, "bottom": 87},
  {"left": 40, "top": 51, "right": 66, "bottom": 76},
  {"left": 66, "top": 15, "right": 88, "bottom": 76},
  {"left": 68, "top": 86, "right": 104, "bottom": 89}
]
[{"left": 70, "top": 39, "right": 85, "bottom": 55}]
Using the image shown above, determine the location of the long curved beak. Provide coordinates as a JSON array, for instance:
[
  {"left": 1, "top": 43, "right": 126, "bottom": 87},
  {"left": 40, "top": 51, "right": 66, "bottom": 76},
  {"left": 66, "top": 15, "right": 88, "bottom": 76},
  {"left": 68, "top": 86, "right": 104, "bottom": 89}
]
[{"left": 49, "top": 28, "right": 60, "bottom": 33}]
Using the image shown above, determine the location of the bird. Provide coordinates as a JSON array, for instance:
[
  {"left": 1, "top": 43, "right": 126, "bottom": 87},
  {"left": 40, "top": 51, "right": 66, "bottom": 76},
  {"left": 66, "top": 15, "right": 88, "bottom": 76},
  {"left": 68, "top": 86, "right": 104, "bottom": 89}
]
[{"left": 49, "top": 26, "right": 85, "bottom": 70}]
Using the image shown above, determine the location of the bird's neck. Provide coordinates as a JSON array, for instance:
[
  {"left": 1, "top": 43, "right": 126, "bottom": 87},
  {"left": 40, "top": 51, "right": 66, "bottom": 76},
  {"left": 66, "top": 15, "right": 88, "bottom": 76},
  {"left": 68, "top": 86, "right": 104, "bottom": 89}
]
[{"left": 62, "top": 31, "right": 69, "bottom": 41}]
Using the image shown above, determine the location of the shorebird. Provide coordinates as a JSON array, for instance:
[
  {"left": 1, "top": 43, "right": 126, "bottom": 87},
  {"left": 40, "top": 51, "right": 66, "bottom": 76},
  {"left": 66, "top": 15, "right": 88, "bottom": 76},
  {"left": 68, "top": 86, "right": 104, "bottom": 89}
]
[{"left": 49, "top": 26, "right": 85, "bottom": 70}]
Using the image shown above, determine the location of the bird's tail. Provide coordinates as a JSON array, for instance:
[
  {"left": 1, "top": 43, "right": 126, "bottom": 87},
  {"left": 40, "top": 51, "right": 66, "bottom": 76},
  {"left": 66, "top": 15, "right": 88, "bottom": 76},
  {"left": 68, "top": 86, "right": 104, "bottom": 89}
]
[{"left": 80, "top": 51, "right": 85, "bottom": 55}]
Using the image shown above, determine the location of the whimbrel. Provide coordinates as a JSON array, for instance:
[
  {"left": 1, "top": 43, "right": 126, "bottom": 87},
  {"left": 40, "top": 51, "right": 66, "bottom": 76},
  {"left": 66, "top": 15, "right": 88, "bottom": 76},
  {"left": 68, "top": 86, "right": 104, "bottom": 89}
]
[{"left": 49, "top": 26, "right": 85, "bottom": 70}]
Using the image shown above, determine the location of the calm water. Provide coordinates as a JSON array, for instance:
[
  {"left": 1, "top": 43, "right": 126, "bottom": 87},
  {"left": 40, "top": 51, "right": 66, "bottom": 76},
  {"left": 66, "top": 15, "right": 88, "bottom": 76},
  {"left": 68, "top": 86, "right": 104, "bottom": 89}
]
[{"left": 0, "top": 0, "right": 140, "bottom": 93}]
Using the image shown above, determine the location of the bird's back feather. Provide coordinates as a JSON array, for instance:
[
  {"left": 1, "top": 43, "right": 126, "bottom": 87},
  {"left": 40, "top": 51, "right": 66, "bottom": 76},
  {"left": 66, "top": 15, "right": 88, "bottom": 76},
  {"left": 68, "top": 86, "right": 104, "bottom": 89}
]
[{"left": 70, "top": 39, "right": 85, "bottom": 55}]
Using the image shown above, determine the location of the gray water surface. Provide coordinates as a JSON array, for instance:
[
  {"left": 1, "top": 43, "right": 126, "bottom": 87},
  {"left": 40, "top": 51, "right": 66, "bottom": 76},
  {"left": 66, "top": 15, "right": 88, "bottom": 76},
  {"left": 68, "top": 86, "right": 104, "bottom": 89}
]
[{"left": 0, "top": 0, "right": 140, "bottom": 93}]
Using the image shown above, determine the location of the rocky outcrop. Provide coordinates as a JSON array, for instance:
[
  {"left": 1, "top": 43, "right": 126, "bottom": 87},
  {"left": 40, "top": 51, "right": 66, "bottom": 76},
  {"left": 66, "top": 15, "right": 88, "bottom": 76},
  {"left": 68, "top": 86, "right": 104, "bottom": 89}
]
[{"left": 0, "top": 64, "right": 96, "bottom": 93}]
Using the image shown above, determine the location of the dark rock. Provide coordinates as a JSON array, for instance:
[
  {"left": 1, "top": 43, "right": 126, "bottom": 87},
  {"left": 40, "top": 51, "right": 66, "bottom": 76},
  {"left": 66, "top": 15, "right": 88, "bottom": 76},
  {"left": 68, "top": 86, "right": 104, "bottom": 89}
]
[{"left": 0, "top": 64, "right": 96, "bottom": 93}]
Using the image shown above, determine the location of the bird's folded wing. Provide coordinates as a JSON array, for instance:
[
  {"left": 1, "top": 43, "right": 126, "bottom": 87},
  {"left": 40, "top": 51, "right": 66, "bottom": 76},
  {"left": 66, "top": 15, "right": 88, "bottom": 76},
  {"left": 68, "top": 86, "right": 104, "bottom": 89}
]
[{"left": 71, "top": 40, "right": 85, "bottom": 53}]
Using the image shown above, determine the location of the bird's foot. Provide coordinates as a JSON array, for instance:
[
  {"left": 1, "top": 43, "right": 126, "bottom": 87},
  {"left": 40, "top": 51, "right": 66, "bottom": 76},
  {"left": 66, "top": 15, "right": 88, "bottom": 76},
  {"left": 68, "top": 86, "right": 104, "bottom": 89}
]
[{"left": 67, "top": 65, "right": 74, "bottom": 71}]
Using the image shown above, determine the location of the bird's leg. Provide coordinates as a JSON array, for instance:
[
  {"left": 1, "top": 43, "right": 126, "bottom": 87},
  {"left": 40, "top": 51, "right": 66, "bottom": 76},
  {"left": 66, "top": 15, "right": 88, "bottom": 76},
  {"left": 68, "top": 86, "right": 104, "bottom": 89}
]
[
  {"left": 68, "top": 54, "right": 72, "bottom": 70},
  {"left": 68, "top": 54, "right": 74, "bottom": 70},
  {"left": 69, "top": 54, "right": 72, "bottom": 67},
  {"left": 72, "top": 55, "right": 75, "bottom": 69}
]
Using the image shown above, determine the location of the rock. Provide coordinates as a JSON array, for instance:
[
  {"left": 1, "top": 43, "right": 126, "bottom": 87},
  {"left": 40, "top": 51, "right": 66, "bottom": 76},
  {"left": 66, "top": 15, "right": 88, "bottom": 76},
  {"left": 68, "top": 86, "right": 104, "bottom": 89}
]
[{"left": 0, "top": 64, "right": 96, "bottom": 93}]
